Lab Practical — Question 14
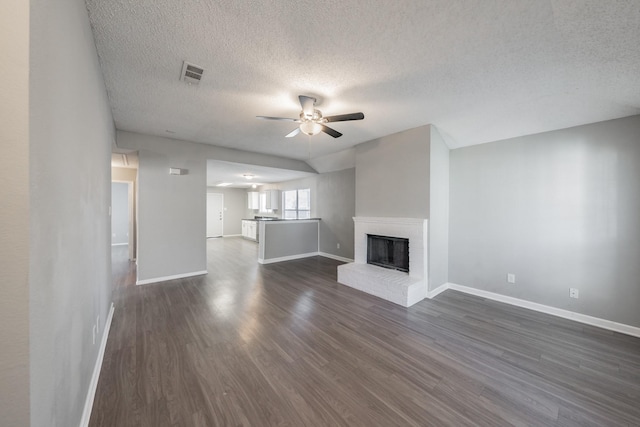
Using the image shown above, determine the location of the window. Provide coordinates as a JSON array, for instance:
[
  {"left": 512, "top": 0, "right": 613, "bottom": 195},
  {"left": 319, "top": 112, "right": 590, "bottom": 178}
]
[
  {"left": 259, "top": 192, "right": 273, "bottom": 214},
  {"left": 283, "top": 189, "right": 310, "bottom": 219}
]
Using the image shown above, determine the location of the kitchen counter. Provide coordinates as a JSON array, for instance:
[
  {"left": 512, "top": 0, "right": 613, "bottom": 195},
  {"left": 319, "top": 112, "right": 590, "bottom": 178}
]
[{"left": 242, "top": 218, "right": 321, "bottom": 243}]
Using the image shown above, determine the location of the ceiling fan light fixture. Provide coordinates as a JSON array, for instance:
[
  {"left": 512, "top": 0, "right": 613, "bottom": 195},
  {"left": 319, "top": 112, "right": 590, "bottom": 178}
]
[
  {"left": 257, "top": 94, "right": 364, "bottom": 139},
  {"left": 300, "top": 121, "right": 322, "bottom": 136}
]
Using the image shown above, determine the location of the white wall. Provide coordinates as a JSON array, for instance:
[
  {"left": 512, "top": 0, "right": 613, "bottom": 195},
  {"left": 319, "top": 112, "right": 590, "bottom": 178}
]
[
  {"left": 355, "top": 126, "right": 430, "bottom": 218},
  {"left": 29, "top": 0, "right": 115, "bottom": 425},
  {"left": 428, "top": 126, "right": 450, "bottom": 290},
  {"left": 449, "top": 115, "right": 640, "bottom": 328},
  {"left": 0, "top": 0, "right": 30, "bottom": 424}
]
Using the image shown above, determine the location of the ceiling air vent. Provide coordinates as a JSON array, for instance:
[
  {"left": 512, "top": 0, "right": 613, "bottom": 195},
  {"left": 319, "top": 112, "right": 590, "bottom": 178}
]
[{"left": 180, "top": 61, "right": 204, "bottom": 85}]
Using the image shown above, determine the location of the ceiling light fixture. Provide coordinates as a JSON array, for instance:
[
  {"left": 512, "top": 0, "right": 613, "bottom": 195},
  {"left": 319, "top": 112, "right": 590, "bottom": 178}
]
[
  {"left": 257, "top": 95, "right": 364, "bottom": 139},
  {"left": 251, "top": 184, "right": 257, "bottom": 189},
  {"left": 299, "top": 121, "right": 323, "bottom": 136},
  {"left": 243, "top": 174, "right": 254, "bottom": 180}
]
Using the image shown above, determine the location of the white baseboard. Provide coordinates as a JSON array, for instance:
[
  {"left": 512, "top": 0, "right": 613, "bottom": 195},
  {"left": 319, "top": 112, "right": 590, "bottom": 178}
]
[
  {"left": 110, "top": 243, "right": 128, "bottom": 247},
  {"left": 318, "top": 252, "right": 354, "bottom": 263},
  {"left": 435, "top": 282, "right": 640, "bottom": 338},
  {"left": 136, "top": 270, "right": 208, "bottom": 285},
  {"left": 426, "top": 282, "right": 450, "bottom": 299},
  {"left": 259, "top": 252, "right": 319, "bottom": 265},
  {"left": 79, "top": 302, "right": 114, "bottom": 427},
  {"left": 223, "top": 234, "right": 242, "bottom": 237}
]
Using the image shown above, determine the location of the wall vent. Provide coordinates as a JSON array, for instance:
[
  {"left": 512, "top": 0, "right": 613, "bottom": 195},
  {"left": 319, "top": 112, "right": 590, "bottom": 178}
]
[{"left": 180, "top": 61, "right": 204, "bottom": 85}]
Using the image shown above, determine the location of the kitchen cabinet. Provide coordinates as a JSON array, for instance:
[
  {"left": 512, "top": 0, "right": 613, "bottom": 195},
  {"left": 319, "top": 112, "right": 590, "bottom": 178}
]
[
  {"left": 249, "top": 221, "right": 257, "bottom": 241},
  {"left": 247, "top": 192, "right": 259, "bottom": 209},
  {"left": 263, "top": 190, "right": 280, "bottom": 210},
  {"left": 241, "top": 220, "right": 258, "bottom": 242}
]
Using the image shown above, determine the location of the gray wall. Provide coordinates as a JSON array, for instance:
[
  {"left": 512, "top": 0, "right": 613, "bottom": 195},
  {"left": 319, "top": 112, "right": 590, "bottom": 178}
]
[
  {"left": 257, "top": 168, "right": 356, "bottom": 260},
  {"left": 29, "top": 0, "right": 115, "bottom": 425},
  {"left": 0, "top": 0, "right": 29, "bottom": 423},
  {"left": 428, "top": 126, "right": 450, "bottom": 290},
  {"left": 316, "top": 168, "right": 356, "bottom": 259},
  {"left": 262, "top": 222, "right": 319, "bottom": 260},
  {"left": 355, "top": 126, "right": 430, "bottom": 218},
  {"left": 118, "top": 130, "right": 316, "bottom": 282},
  {"left": 131, "top": 137, "right": 207, "bottom": 282},
  {"left": 111, "top": 182, "right": 129, "bottom": 244},
  {"left": 449, "top": 115, "right": 640, "bottom": 328},
  {"left": 206, "top": 187, "right": 245, "bottom": 236},
  {"left": 306, "top": 147, "right": 355, "bottom": 174}
]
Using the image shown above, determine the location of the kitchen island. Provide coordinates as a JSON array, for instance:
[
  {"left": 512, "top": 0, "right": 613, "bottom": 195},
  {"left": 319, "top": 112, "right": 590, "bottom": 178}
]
[{"left": 256, "top": 218, "right": 321, "bottom": 264}]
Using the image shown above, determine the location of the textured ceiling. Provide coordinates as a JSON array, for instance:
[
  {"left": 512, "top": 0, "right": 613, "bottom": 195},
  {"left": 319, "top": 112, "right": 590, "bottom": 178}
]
[{"left": 86, "top": 0, "right": 640, "bottom": 160}]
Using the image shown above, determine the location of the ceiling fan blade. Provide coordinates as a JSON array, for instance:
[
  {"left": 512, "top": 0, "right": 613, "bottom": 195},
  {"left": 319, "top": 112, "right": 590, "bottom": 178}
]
[
  {"left": 285, "top": 127, "right": 301, "bottom": 138},
  {"left": 256, "top": 116, "right": 300, "bottom": 122},
  {"left": 323, "top": 112, "right": 365, "bottom": 123},
  {"left": 320, "top": 125, "right": 342, "bottom": 138},
  {"left": 298, "top": 95, "right": 316, "bottom": 118}
]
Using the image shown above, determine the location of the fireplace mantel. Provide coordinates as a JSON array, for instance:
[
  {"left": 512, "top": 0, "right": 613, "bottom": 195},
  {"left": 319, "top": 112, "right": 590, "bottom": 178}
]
[{"left": 337, "top": 217, "right": 428, "bottom": 307}]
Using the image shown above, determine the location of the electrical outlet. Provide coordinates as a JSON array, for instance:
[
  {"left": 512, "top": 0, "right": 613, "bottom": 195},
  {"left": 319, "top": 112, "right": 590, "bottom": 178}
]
[
  {"left": 570, "top": 288, "right": 579, "bottom": 299},
  {"left": 337, "top": 243, "right": 340, "bottom": 249},
  {"left": 507, "top": 273, "right": 516, "bottom": 284}
]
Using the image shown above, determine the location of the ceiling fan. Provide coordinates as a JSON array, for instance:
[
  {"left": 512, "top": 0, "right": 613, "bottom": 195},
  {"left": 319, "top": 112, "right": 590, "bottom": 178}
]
[{"left": 257, "top": 95, "right": 364, "bottom": 138}]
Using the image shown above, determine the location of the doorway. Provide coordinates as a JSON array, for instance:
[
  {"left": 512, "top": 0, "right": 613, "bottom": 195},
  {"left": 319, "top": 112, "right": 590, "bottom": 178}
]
[
  {"left": 111, "top": 180, "right": 136, "bottom": 287},
  {"left": 207, "top": 193, "right": 224, "bottom": 238},
  {"left": 111, "top": 182, "right": 129, "bottom": 246}
]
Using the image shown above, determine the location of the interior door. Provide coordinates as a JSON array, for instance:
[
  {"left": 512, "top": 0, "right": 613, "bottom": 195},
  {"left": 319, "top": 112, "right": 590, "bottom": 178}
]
[{"left": 206, "top": 193, "right": 224, "bottom": 238}]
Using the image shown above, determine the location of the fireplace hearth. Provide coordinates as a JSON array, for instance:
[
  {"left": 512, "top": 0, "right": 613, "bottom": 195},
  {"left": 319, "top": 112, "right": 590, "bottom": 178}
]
[{"left": 337, "top": 217, "right": 428, "bottom": 307}]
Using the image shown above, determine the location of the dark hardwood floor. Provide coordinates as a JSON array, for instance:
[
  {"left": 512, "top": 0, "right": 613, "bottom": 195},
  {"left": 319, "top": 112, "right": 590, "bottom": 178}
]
[{"left": 92, "top": 237, "right": 640, "bottom": 426}]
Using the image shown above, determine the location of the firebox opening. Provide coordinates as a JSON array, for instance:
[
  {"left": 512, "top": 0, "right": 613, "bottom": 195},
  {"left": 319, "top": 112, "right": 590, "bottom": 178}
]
[{"left": 366, "top": 234, "right": 409, "bottom": 273}]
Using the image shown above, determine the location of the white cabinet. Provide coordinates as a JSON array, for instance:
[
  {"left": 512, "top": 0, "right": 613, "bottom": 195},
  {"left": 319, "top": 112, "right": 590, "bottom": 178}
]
[
  {"left": 241, "top": 220, "right": 258, "bottom": 242},
  {"left": 250, "top": 221, "right": 258, "bottom": 241},
  {"left": 264, "top": 190, "right": 279, "bottom": 210},
  {"left": 247, "top": 192, "right": 259, "bottom": 210}
]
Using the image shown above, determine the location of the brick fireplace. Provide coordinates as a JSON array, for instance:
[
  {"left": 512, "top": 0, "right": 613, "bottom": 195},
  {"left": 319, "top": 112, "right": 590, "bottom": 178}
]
[{"left": 337, "top": 217, "right": 428, "bottom": 307}]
